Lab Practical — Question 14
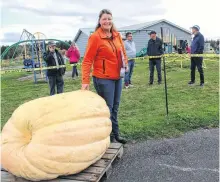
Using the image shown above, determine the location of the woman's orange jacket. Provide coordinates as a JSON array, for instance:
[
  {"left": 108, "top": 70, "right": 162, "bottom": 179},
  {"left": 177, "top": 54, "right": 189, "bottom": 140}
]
[{"left": 82, "top": 27, "right": 128, "bottom": 84}]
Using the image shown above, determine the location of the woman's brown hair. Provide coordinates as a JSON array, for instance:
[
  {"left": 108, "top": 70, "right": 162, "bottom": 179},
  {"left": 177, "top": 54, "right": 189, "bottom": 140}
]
[{"left": 95, "top": 9, "right": 117, "bottom": 32}]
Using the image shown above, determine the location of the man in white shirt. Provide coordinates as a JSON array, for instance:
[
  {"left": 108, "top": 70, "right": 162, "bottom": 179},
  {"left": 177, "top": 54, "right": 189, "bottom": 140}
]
[{"left": 124, "top": 32, "right": 136, "bottom": 89}]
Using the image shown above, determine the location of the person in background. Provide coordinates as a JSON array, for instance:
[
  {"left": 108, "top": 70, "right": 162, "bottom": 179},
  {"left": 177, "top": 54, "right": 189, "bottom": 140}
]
[
  {"left": 182, "top": 40, "right": 187, "bottom": 53},
  {"left": 177, "top": 45, "right": 183, "bottom": 54},
  {"left": 61, "top": 49, "right": 69, "bottom": 64},
  {"left": 43, "top": 41, "right": 66, "bottom": 95},
  {"left": 124, "top": 32, "right": 136, "bottom": 89},
  {"left": 164, "top": 43, "right": 168, "bottom": 53},
  {"left": 66, "top": 42, "right": 80, "bottom": 79},
  {"left": 188, "top": 25, "right": 205, "bottom": 87},
  {"left": 81, "top": 9, "right": 128, "bottom": 144},
  {"left": 147, "top": 31, "right": 163, "bottom": 85}
]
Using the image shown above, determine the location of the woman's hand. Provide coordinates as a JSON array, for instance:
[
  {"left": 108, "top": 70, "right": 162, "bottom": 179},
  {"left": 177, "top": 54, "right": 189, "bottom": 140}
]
[{"left": 81, "top": 84, "right": 90, "bottom": 90}]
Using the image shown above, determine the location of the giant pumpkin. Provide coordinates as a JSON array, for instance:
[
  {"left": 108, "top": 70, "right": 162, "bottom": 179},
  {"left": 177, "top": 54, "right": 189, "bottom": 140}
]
[{"left": 1, "top": 90, "right": 112, "bottom": 181}]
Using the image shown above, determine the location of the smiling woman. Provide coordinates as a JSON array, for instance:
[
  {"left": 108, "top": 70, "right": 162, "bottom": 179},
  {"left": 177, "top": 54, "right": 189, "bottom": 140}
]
[
  {"left": 81, "top": 9, "right": 129, "bottom": 144},
  {"left": 94, "top": 9, "right": 117, "bottom": 34}
]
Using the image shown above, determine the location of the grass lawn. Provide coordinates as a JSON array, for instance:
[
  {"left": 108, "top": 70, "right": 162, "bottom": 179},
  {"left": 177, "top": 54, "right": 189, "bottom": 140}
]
[{"left": 1, "top": 57, "right": 219, "bottom": 140}]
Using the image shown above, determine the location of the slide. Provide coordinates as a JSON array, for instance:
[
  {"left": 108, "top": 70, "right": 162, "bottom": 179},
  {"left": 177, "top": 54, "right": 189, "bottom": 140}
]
[{"left": 136, "top": 47, "right": 147, "bottom": 57}]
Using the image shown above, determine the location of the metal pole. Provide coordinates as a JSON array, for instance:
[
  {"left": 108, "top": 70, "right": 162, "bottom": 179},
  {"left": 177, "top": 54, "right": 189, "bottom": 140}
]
[
  {"left": 31, "top": 36, "right": 37, "bottom": 83},
  {"left": 160, "top": 27, "right": 169, "bottom": 116}
]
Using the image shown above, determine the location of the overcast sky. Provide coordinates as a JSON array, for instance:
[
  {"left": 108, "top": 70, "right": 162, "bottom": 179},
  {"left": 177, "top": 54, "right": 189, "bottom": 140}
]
[{"left": 0, "top": 0, "right": 219, "bottom": 45}]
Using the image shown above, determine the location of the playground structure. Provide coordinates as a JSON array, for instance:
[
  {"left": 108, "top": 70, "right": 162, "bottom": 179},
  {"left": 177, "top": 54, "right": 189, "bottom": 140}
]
[
  {"left": 1, "top": 29, "right": 47, "bottom": 83},
  {"left": 24, "top": 31, "right": 48, "bottom": 83},
  {"left": 31, "top": 32, "right": 47, "bottom": 83},
  {"left": 1, "top": 29, "right": 71, "bottom": 83}
]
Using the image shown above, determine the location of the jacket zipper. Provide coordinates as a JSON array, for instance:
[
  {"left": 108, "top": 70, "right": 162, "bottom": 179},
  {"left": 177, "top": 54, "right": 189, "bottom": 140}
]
[{"left": 103, "top": 60, "right": 105, "bottom": 74}]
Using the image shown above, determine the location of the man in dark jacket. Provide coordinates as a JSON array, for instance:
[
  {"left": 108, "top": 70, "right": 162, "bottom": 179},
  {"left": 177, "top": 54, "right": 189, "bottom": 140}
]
[
  {"left": 43, "top": 41, "right": 66, "bottom": 95},
  {"left": 188, "top": 25, "right": 205, "bottom": 87},
  {"left": 147, "top": 31, "right": 163, "bottom": 85}
]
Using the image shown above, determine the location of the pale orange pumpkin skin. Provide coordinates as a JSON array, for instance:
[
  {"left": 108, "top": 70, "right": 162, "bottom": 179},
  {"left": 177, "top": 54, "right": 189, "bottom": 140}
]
[{"left": 1, "top": 90, "right": 112, "bottom": 181}]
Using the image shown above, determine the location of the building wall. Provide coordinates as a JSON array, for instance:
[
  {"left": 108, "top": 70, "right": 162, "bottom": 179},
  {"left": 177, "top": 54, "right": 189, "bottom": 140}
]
[
  {"left": 75, "top": 31, "right": 89, "bottom": 57},
  {"left": 131, "top": 21, "right": 192, "bottom": 53},
  {"left": 130, "top": 31, "right": 149, "bottom": 53}
]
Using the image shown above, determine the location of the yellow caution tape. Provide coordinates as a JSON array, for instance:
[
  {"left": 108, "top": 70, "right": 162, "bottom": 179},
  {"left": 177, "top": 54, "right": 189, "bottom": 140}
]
[
  {"left": 133, "top": 53, "right": 219, "bottom": 60},
  {"left": 1, "top": 54, "right": 219, "bottom": 74},
  {"left": 1, "top": 63, "right": 82, "bottom": 74}
]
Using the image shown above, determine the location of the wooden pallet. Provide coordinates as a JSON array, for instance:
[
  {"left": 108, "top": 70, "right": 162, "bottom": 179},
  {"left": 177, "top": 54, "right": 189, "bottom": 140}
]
[{"left": 1, "top": 143, "right": 123, "bottom": 182}]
